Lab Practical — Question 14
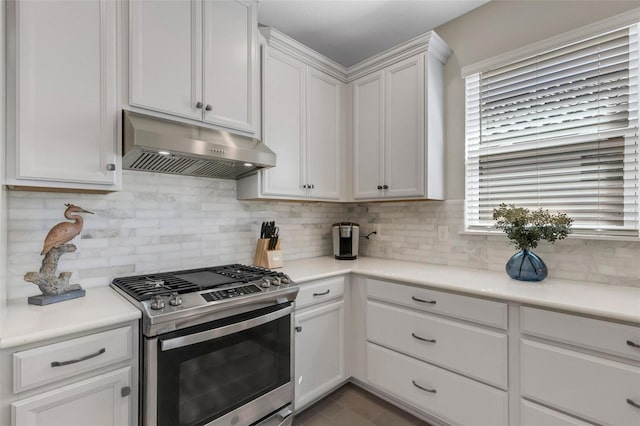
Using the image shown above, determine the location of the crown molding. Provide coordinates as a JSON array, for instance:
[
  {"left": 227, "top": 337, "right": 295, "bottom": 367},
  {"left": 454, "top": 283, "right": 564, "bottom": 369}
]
[
  {"left": 259, "top": 27, "right": 348, "bottom": 82},
  {"left": 346, "top": 30, "right": 452, "bottom": 82},
  {"left": 260, "top": 27, "right": 452, "bottom": 84}
]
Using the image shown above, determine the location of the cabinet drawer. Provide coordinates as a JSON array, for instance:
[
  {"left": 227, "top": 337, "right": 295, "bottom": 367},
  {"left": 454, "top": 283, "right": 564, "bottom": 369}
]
[
  {"left": 521, "top": 400, "right": 592, "bottom": 426},
  {"left": 13, "top": 326, "right": 133, "bottom": 393},
  {"left": 367, "top": 343, "right": 508, "bottom": 426},
  {"left": 296, "top": 277, "right": 344, "bottom": 310},
  {"left": 521, "top": 339, "right": 640, "bottom": 426},
  {"left": 367, "top": 301, "right": 508, "bottom": 388},
  {"left": 366, "top": 278, "right": 507, "bottom": 329},
  {"left": 522, "top": 306, "right": 640, "bottom": 361}
]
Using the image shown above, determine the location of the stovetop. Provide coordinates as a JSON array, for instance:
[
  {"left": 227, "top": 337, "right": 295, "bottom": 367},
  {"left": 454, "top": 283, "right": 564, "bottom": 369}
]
[
  {"left": 111, "top": 264, "right": 299, "bottom": 337},
  {"left": 112, "top": 264, "right": 290, "bottom": 302}
]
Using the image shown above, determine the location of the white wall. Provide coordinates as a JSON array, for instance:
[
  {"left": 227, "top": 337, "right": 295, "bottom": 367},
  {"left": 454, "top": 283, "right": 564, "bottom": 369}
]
[{"left": 1, "top": 0, "right": 8, "bottom": 317}]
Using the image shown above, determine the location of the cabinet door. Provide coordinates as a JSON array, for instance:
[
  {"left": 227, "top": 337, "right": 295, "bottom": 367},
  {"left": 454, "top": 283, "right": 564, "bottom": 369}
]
[
  {"left": 384, "top": 54, "right": 425, "bottom": 198},
  {"left": 352, "top": 71, "right": 385, "bottom": 199},
  {"left": 306, "top": 68, "right": 342, "bottom": 200},
  {"left": 129, "top": 0, "right": 203, "bottom": 120},
  {"left": 202, "top": 0, "right": 257, "bottom": 134},
  {"left": 261, "top": 48, "right": 306, "bottom": 198},
  {"left": 12, "top": 367, "right": 132, "bottom": 426},
  {"left": 11, "top": 0, "right": 118, "bottom": 186},
  {"left": 295, "top": 301, "right": 345, "bottom": 410}
]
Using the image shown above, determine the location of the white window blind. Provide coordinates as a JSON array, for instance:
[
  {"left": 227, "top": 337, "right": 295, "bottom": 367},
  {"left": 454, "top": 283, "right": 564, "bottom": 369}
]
[{"left": 465, "top": 24, "right": 640, "bottom": 237}]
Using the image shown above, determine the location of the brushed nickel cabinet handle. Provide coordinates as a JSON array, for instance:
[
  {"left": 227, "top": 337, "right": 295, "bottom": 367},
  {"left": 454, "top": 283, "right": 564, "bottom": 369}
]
[
  {"left": 377, "top": 185, "right": 383, "bottom": 190},
  {"left": 412, "top": 332, "right": 436, "bottom": 343},
  {"left": 627, "top": 398, "right": 640, "bottom": 409},
  {"left": 412, "top": 380, "right": 436, "bottom": 394},
  {"left": 412, "top": 296, "right": 436, "bottom": 305},
  {"left": 627, "top": 340, "right": 640, "bottom": 348},
  {"left": 313, "top": 289, "right": 330, "bottom": 297},
  {"left": 51, "top": 348, "right": 106, "bottom": 367},
  {"left": 106, "top": 163, "right": 116, "bottom": 171},
  {"left": 196, "top": 101, "right": 203, "bottom": 109},
  {"left": 383, "top": 184, "right": 389, "bottom": 189},
  {"left": 205, "top": 104, "right": 212, "bottom": 111},
  {"left": 295, "top": 326, "right": 302, "bottom": 332}
]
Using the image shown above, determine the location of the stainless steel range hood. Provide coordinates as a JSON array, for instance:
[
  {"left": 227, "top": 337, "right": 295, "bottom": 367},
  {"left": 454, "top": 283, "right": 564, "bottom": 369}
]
[{"left": 122, "top": 111, "right": 276, "bottom": 180}]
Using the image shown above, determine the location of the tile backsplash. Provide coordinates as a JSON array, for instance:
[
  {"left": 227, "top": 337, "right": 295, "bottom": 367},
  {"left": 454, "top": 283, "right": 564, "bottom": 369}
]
[
  {"left": 6, "top": 171, "right": 346, "bottom": 299},
  {"left": 351, "top": 200, "right": 640, "bottom": 288},
  {"left": 6, "top": 172, "right": 640, "bottom": 299}
]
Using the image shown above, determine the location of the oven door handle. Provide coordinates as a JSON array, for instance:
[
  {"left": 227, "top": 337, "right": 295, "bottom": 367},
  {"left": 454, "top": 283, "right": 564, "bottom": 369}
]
[{"left": 159, "top": 305, "right": 294, "bottom": 351}]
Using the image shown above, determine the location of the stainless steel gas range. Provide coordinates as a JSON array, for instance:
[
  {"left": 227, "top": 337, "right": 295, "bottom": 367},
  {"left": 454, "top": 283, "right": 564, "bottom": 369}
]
[{"left": 111, "top": 264, "right": 299, "bottom": 426}]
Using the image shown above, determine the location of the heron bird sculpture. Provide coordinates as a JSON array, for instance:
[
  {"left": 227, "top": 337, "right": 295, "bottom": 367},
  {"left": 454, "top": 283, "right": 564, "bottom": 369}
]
[{"left": 41, "top": 203, "right": 94, "bottom": 256}]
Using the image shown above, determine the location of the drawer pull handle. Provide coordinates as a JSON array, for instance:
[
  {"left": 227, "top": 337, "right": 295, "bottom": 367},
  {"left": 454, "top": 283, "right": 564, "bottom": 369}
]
[
  {"left": 412, "top": 296, "right": 436, "bottom": 305},
  {"left": 627, "top": 340, "right": 640, "bottom": 348},
  {"left": 313, "top": 290, "right": 330, "bottom": 297},
  {"left": 295, "top": 326, "right": 302, "bottom": 332},
  {"left": 627, "top": 398, "right": 640, "bottom": 409},
  {"left": 412, "top": 380, "right": 436, "bottom": 394},
  {"left": 51, "top": 348, "right": 106, "bottom": 367},
  {"left": 412, "top": 333, "right": 436, "bottom": 343}
]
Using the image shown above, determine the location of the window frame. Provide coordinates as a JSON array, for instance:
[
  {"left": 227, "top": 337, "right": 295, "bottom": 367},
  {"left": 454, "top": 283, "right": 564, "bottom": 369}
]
[{"left": 462, "top": 10, "right": 640, "bottom": 239}]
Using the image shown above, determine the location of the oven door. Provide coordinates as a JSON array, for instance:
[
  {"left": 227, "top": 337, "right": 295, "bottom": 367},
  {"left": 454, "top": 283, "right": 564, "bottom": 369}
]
[{"left": 144, "top": 302, "right": 294, "bottom": 426}]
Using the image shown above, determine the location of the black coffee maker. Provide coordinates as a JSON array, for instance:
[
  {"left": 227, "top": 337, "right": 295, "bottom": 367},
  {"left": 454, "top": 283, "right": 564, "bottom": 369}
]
[{"left": 332, "top": 222, "right": 359, "bottom": 260}]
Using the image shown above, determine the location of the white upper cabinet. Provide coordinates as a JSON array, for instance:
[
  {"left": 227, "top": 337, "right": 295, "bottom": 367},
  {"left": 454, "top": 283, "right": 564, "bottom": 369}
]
[
  {"left": 384, "top": 55, "right": 425, "bottom": 198},
  {"left": 305, "top": 68, "right": 342, "bottom": 200},
  {"left": 353, "top": 71, "right": 385, "bottom": 199},
  {"left": 5, "top": 0, "right": 120, "bottom": 191},
  {"left": 260, "top": 48, "right": 307, "bottom": 198},
  {"left": 129, "top": 0, "right": 203, "bottom": 120},
  {"left": 129, "top": 0, "right": 258, "bottom": 136},
  {"left": 351, "top": 32, "right": 450, "bottom": 201},
  {"left": 237, "top": 29, "right": 345, "bottom": 201}
]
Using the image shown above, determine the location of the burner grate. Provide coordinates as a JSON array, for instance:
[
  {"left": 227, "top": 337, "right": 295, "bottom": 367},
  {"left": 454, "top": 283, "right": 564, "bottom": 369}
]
[{"left": 112, "top": 273, "right": 200, "bottom": 301}]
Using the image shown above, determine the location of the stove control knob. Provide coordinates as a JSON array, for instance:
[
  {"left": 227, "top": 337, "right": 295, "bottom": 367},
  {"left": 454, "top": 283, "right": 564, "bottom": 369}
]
[
  {"left": 169, "top": 293, "right": 182, "bottom": 306},
  {"left": 272, "top": 277, "right": 281, "bottom": 286},
  {"left": 260, "top": 278, "right": 271, "bottom": 288},
  {"left": 150, "top": 295, "right": 165, "bottom": 310},
  {"left": 280, "top": 275, "right": 291, "bottom": 284}
]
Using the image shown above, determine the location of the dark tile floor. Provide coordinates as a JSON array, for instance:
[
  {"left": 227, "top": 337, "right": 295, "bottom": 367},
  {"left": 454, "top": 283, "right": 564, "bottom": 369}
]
[{"left": 293, "top": 383, "right": 431, "bottom": 426}]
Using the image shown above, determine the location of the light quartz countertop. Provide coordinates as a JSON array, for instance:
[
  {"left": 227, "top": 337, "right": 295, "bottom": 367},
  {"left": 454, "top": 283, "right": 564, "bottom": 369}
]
[
  {"left": 1, "top": 256, "right": 638, "bottom": 350},
  {"left": 281, "top": 257, "right": 640, "bottom": 324},
  {"left": 0, "top": 287, "right": 141, "bottom": 349}
]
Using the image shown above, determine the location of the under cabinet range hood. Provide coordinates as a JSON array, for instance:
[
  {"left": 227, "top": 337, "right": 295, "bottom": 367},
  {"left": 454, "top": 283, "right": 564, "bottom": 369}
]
[{"left": 122, "top": 111, "right": 276, "bottom": 179}]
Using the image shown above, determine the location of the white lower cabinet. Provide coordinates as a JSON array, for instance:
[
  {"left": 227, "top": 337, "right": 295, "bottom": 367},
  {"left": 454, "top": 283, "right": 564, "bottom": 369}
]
[
  {"left": 521, "top": 339, "right": 640, "bottom": 425},
  {"left": 11, "top": 367, "right": 131, "bottom": 426},
  {"left": 291, "top": 274, "right": 640, "bottom": 425},
  {"left": 1, "top": 323, "right": 138, "bottom": 426},
  {"left": 367, "top": 343, "right": 508, "bottom": 426},
  {"left": 294, "top": 278, "right": 346, "bottom": 410},
  {"left": 363, "top": 278, "right": 509, "bottom": 425}
]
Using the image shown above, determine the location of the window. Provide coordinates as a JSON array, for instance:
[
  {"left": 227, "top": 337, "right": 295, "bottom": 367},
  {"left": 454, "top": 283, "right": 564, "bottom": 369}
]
[{"left": 465, "top": 24, "right": 639, "bottom": 237}]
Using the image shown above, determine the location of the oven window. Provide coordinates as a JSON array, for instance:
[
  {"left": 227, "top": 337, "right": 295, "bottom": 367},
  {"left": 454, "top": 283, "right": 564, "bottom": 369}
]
[{"left": 156, "top": 306, "right": 291, "bottom": 426}]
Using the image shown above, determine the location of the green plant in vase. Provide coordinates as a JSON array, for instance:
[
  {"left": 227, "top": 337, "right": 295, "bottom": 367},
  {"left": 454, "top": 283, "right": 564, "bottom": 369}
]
[{"left": 492, "top": 203, "right": 572, "bottom": 281}]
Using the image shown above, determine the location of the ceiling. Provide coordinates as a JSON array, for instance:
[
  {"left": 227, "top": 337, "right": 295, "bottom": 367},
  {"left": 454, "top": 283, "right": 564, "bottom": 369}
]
[{"left": 257, "top": 0, "right": 490, "bottom": 67}]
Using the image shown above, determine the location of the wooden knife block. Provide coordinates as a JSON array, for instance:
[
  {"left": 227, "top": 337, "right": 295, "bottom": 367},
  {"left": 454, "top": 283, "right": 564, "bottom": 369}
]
[{"left": 253, "top": 238, "right": 283, "bottom": 269}]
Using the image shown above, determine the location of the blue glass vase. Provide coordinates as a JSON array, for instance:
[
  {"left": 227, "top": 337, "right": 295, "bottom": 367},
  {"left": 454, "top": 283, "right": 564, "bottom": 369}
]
[{"left": 505, "top": 249, "right": 548, "bottom": 282}]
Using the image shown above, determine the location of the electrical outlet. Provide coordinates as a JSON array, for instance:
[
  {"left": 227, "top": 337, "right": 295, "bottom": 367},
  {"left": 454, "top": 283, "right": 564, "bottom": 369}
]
[{"left": 437, "top": 225, "right": 449, "bottom": 242}]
